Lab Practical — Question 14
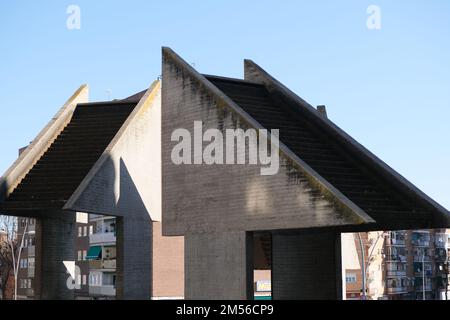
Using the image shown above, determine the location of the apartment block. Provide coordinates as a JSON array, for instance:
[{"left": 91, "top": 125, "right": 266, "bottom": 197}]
[
  {"left": 16, "top": 217, "right": 36, "bottom": 300},
  {"left": 345, "top": 229, "right": 450, "bottom": 300}
]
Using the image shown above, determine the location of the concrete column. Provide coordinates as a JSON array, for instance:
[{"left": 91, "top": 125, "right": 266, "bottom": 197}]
[
  {"left": 185, "top": 231, "right": 253, "bottom": 300},
  {"left": 37, "top": 211, "right": 76, "bottom": 300},
  {"left": 272, "top": 230, "right": 342, "bottom": 300},
  {"left": 116, "top": 215, "right": 152, "bottom": 300}
]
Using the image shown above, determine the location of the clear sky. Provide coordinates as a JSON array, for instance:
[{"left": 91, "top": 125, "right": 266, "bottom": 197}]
[{"left": 0, "top": 1, "right": 449, "bottom": 209}]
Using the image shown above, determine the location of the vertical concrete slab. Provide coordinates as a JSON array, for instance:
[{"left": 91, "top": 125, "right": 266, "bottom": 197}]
[
  {"left": 185, "top": 231, "right": 253, "bottom": 300},
  {"left": 37, "top": 211, "right": 76, "bottom": 300},
  {"left": 116, "top": 215, "right": 152, "bottom": 300},
  {"left": 272, "top": 230, "right": 342, "bottom": 300}
]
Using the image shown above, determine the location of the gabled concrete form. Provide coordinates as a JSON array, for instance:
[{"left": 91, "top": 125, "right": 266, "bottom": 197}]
[
  {"left": 243, "top": 60, "right": 450, "bottom": 231},
  {"left": 0, "top": 81, "right": 184, "bottom": 300},
  {"left": 0, "top": 85, "right": 89, "bottom": 203},
  {"left": 162, "top": 48, "right": 373, "bottom": 236},
  {"left": 161, "top": 47, "right": 450, "bottom": 299}
]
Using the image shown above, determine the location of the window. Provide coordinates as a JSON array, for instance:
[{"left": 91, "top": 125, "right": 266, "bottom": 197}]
[
  {"left": 77, "top": 250, "right": 82, "bottom": 261},
  {"left": 89, "top": 225, "right": 93, "bottom": 236},
  {"left": 89, "top": 272, "right": 101, "bottom": 286},
  {"left": 346, "top": 273, "right": 357, "bottom": 283},
  {"left": 77, "top": 274, "right": 81, "bottom": 286},
  {"left": 103, "top": 273, "right": 115, "bottom": 286},
  {"left": 82, "top": 250, "right": 87, "bottom": 261},
  {"left": 83, "top": 226, "right": 87, "bottom": 237},
  {"left": 78, "top": 227, "right": 82, "bottom": 237},
  {"left": 82, "top": 275, "right": 87, "bottom": 286},
  {"left": 28, "top": 257, "right": 35, "bottom": 269}
]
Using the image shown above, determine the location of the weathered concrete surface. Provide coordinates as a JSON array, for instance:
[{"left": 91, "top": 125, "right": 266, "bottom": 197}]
[
  {"left": 0, "top": 85, "right": 89, "bottom": 202},
  {"left": 63, "top": 82, "right": 162, "bottom": 299},
  {"left": 37, "top": 211, "right": 76, "bottom": 300},
  {"left": 185, "top": 231, "right": 253, "bottom": 300},
  {"left": 116, "top": 213, "right": 152, "bottom": 300},
  {"left": 65, "top": 82, "right": 161, "bottom": 221},
  {"left": 244, "top": 59, "right": 450, "bottom": 230},
  {"left": 272, "top": 230, "right": 342, "bottom": 300},
  {"left": 161, "top": 48, "right": 369, "bottom": 237}
]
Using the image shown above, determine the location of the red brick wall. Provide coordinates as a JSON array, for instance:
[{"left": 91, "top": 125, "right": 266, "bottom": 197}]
[{"left": 151, "top": 221, "right": 184, "bottom": 299}]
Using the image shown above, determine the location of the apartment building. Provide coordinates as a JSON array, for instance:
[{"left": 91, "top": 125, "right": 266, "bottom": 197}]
[
  {"left": 16, "top": 217, "right": 36, "bottom": 299},
  {"left": 75, "top": 213, "right": 117, "bottom": 299},
  {"left": 345, "top": 229, "right": 450, "bottom": 300},
  {"left": 74, "top": 212, "right": 90, "bottom": 298}
]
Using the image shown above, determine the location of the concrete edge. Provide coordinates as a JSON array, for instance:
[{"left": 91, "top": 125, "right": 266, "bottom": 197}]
[
  {"left": 0, "top": 84, "right": 89, "bottom": 201},
  {"left": 161, "top": 47, "right": 374, "bottom": 226},
  {"left": 63, "top": 81, "right": 160, "bottom": 214},
  {"left": 244, "top": 59, "right": 450, "bottom": 225}
]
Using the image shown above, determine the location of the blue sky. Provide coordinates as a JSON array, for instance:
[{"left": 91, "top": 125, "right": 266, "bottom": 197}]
[{"left": 0, "top": 1, "right": 449, "bottom": 209}]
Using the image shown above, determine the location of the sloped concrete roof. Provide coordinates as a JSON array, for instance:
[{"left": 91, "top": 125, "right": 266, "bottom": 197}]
[
  {"left": 0, "top": 101, "right": 137, "bottom": 210},
  {"left": 162, "top": 47, "right": 450, "bottom": 232}
]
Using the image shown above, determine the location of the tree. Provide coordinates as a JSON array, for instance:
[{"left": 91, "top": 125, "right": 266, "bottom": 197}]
[
  {"left": 0, "top": 230, "right": 13, "bottom": 299},
  {"left": 0, "top": 215, "right": 28, "bottom": 300}
]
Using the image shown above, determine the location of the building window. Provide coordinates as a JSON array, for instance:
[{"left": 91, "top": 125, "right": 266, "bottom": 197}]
[
  {"left": 82, "top": 250, "right": 87, "bottom": 261},
  {"left": 82, "top": 275, "right": 87, "bottom": 286},
  {"left": 89, "top": 225, "right": 93, "bottom": 236},
  {"left": 78, "top": 227, "right": 82, "bottom": 237},
  {"left": 77, "top": 274, "right": 81, "bottom": 286},
  {"left": 83, "top": 226, "right": 87, "bottom": 237},
  {"left": 89, "top": 272, "right": 101, "bottom": 286},
  {"left": 28, "top": 257, "right": 35, "bottom": 268},
  {"left": 346, "top": 273, "right": 357, "bottom": 283},
  {"left": 77, "top": 250, "right": 82, "bottom": 261}
]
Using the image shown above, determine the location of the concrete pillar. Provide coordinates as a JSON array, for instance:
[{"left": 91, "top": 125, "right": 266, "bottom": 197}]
[
  {"left": 272, "top": 230, "right": 342, "bottom": 300},
  {"left": 37, "top": 211, "right": 76, "bottom": 300},
  {"left": 116, "top": 215, "right": 152, "bottom": 299},
  {"left": 185, "top": 231, "right": 253, "bottom": 300}
]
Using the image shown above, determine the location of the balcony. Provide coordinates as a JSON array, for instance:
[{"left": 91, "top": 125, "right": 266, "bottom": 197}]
[
  {"left": 411, "top": 231, "right": 430, "bottom": 247},
  {"left": 386, "top": 270, "right": 407, "bottom": 277},
  {"left": 386, "top": 255, "right": 407, "bottom": 262},
  {"left": 90, "top": 232, "right": 116, "bottom": 245},
  {"left": 386, "top": 231, "right": 405, "bottom": 246},
  {"left": 89, "top": 259, "right": 116, "bottom": 270},
  {"left": 89, "top": 285, "right": 116, "bottom": 297},
  {"left": 89, "top": 260, "right": 102, "bottom": 269},
  {"left": 27, "top": 246, "right": 35, "bottom": 257},
  {"left": 386, "top": 287, "right": 408, "bottom": 294},
  {"left": 435, "top": 234, "right": 447, "bottom": 247},
  {"left": 102, "top": 260, "right": 116, "bottom": 270},
  {"left": 414, "top": 270, "right": 432, "bottom": 277},
  {"left": 413, "top": 255, "right": 431, "bottom": 262},
  {"left": 414, "top": 284, "right": 432, "bottom": 292},
  {"left": 26, "top": 288, "right": 34, "bottom": 298}
]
